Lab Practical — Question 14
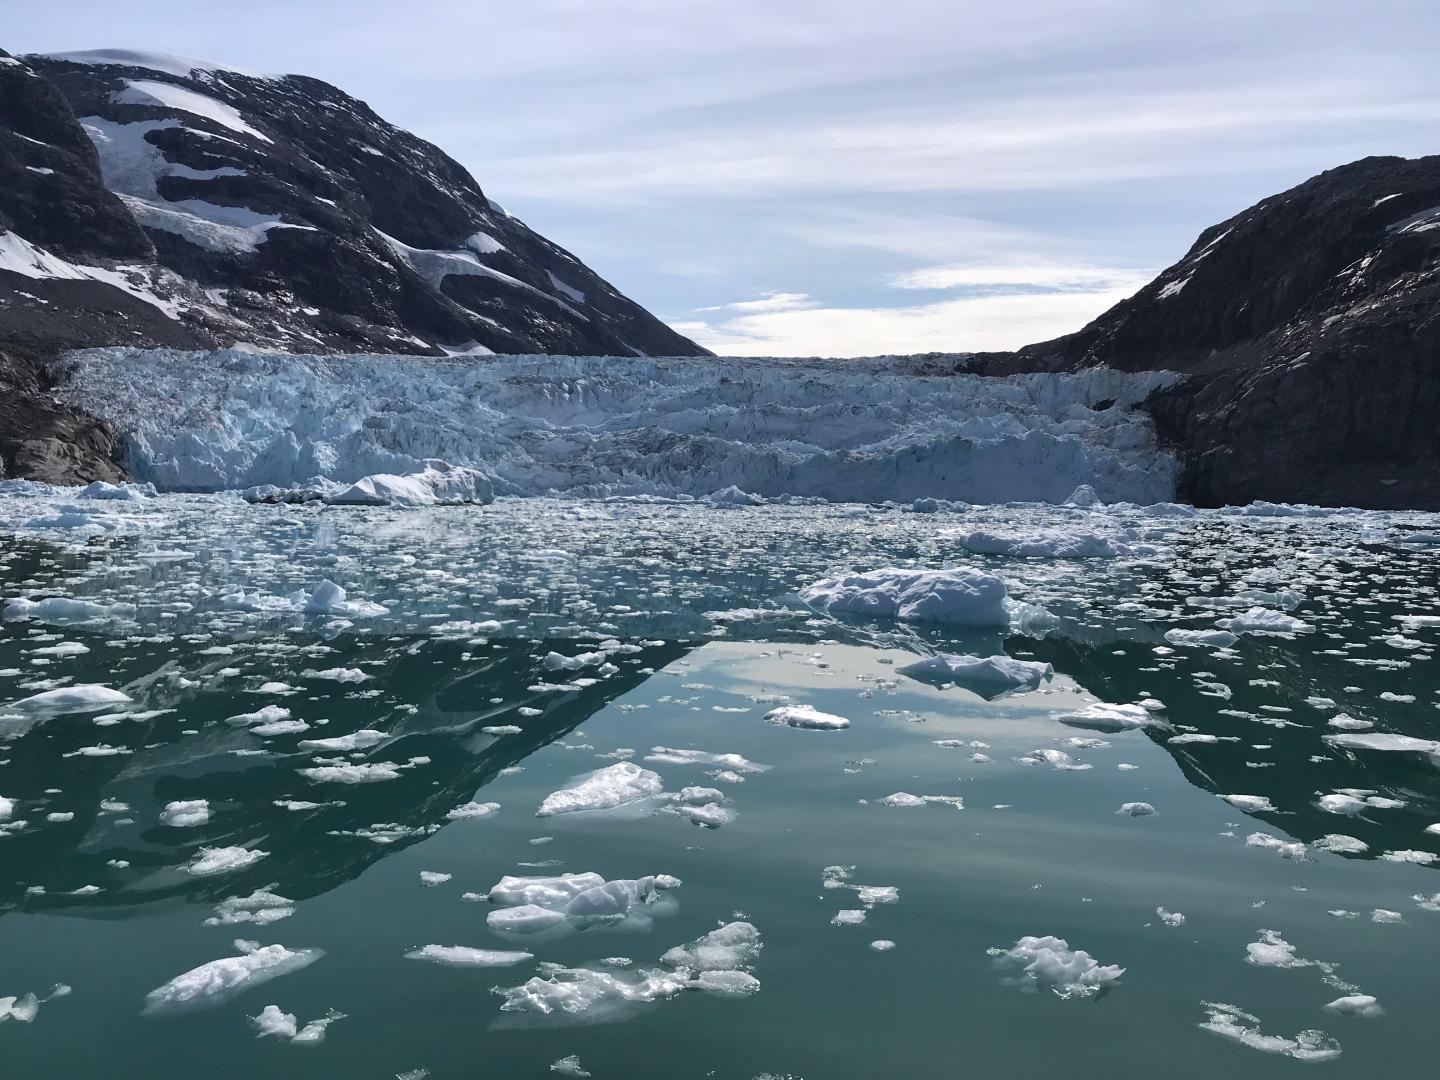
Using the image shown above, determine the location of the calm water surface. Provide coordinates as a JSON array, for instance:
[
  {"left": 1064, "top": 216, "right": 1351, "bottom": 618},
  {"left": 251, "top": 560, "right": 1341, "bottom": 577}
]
[{"left": 1, "top": 496, "right": 1437, "bottom": 1078}]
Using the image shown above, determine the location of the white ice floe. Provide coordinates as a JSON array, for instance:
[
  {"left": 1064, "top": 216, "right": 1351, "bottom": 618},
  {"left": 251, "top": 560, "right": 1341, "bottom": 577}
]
[
  {"left": 895, "top": 653, "right": 1052, "bottom": 698},
  {"left": 536, "top": 763, "right": 665, "bottom": 816},
  {"left": 550, "top": 1055, "right": 591, "bottom": 1076},
  {"left": 1164, "top": 628, "right": 1239, "bottom": 648},
  {"left": 763, "top": 704, "right": 850, "bottom": 731},
  {"left": 495, "top": 921, "right": 762, "bottom": 1025},
  {"left": 322, "top": 462, "right": 494, "bottom": 507},
  {"left": 1312, "top": 834, "right": 1369, "bottom": 855},
  {"left": 220, "top": 580, "right": 387, "bottom": 619},
  {"left": 1157, "top": 907, "right": 1185, "bottom": 926},
  {"left": 1325, "top": 994, "right": 1382, "bottom": 1018},
  {"left": 185, "top": 846, "right": 269, "bottom": 876},
  {"left": 988, "top": 935, "right": 1124, "bottom": 999},
  {"left": 800, "top": 567, "right": 1010, "bottom": 627},
  {"left": 404, "top": 945, "right": 534, "bottom": 967},
  {"left": 1018, "top": 748, "right": 1092, "bottom": 771},
  {"left": 296, "top": 729, "right": 388, "bottom": 752},
  {"left": 1198, "top": 1002, "right": 1342, "bottom": 1062},
  {"left": 206, "top": 887, "right": 294, "bottom": 926},
  {"left": 1324, "top": 732, "right": 1440, "bottom": 760},
  {"left": 3, "top": 596, "right": 137, "bottom": 625},
  {"left": 1055, "top": 702, "right": 1164, "bottom": 732},
  {"left": 1117, "top": 802, "right": 1156, "bottom": 816},
  {"left": 8, "top": 685, "right": 132, "bottom": 713},
  {"left": 1245, "top": 930, "right": 1312, "bottom": 969},
  {"left": 642, "top": 747, "right": 769, "bottom": 773},
  {"left": 878, "top": 792, "right": 964, "bottom": 809},
  {"left": 1246, "top": 833, "right": 1307, "bottom": 860},
  {"left": 486, "top": 872, "right": 678, "bottom": 937},
  {"left": 951, "top": 528, "right": 1132, "bottom": 559},
  {"left": 143, "top": 940, "right": 321, "bottom": 1015},
  {"left": 160, "top": 799, "right": 211, "bottom": 827},
  {"left": 1216, "top": 608, "right": 1315, "bottom": 635},
  {"left": 1221, "top": 794, "right": 1276, "bottom": 813},
  {"left": 250, "top": 1003, "right": 346, "bottom": 1044},
  {"left": 447, "top": 801, "right": 501, "bottom": 820},
  {"left": 298, "top": 762, "right": 404, "bottom": 784}
]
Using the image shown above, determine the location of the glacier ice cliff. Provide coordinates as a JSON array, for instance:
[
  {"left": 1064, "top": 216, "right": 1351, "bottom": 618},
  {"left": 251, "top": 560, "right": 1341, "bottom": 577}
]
[{"left": 54, "top": 349, "right": 1179, "bottom": 505}]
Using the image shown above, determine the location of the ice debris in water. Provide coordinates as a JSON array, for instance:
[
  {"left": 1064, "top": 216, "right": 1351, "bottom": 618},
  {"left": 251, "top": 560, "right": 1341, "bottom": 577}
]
[
  {"left": 250, "top": 1003, "right": 346, "bottom": 1043},
  {"left": 763, "top": 704, "right": 850, "bottom": 731},
  {"left": 643, "top": 746, "right": 770, "bottom": 773},
  {"left": 1055, "top": 702, "right": 1165, "bottom": 732},
  {"left": 1221, "top": 794, "right": 1276, "bottom": 813},
  {"left": 143, "top": 940, "right": 322, "bottom": 1015},
  {"left": 160, "top": 799, "right": 210, "bottom": 827},
  {"left": 185, "top": 846, "right": 269, "bottom": 876},
  {"left": 879, "top": 792, "right": 963, "bottom": 809},
  {"left": 485, "top": 872, "right": 680, "bottom": 937},
  {"left": 1117, "top": 802, "right": 1156, "bottom": 817},
  {"left": 3, "top": 596, "right": 137, "bottom": 625},
  {"left": 1164, "top": 628, "right": 1239, "bottom": 648},
  {"left": 446, "top": 801, "right": 501, "bottom": 820},
  {"left": 404, "top": 945, "right": 534, "bottom": 967},
  {"left": 988, "top": 935, "right": 1124, "bottom": 999},
  {"left": 1216, "top": 608, "right": 1315, "bottom": 635},
  {"left": 550, "top": 1055, "right": 592, "bottom": 1077},
  {"left": 1018, "top": 748, "right": 1091, "bottom": 771},
  {"left": 800, "top": 567, "right": 1010, "bottom": 627},
  {"left": 536, "top": 763, "right": 665, "bottom": 816},
  {"left": 951, "top": 528, "right": 1132, "bottom": 559},
  {"left": 8, "top": 685, "right": 132, "bottom": 713},
  {"left": 1246, "top": 833, "right": 1308, "bottom": 860},
  {"left": 1157, "top": 908, "right": 1186, "bottom": 926},
  {"left": 1325, "top": 994, "right": 1383, "bottom": 1018},
  {"left": 494, "top": 921, "right": 761, "bottom": 1025},
  {"left": 206, "top": 886, "right": 295, "bottom": 926},
  {"left": 220, "top": 579, "right": 387, "bottom": 618},
  {"left": 0, "top": 984, "right": 68, "bottom": 1024},
  {"left": 1198, "top": 1002, "right": 1342, "bottom": 1062},
  {"left": 894, "top": 653, "right": 1052, "bottom": 698}
]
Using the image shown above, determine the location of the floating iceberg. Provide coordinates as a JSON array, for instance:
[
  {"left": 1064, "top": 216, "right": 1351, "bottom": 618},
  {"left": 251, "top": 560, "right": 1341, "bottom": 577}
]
[{"left": 800, "top": 567, "right": 1010, "bottom": 626}]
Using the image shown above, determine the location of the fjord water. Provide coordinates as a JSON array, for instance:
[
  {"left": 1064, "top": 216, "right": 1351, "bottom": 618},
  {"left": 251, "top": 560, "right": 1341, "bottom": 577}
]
[{"left": 1, "top": 497, "right": 1438, "bottom": 1078}]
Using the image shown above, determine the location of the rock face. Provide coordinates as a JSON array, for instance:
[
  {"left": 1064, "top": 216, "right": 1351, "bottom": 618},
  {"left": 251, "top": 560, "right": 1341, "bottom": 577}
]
[
  {"left": 975, "top": 155, "right": 1440, "bottom": 509},
  {"left": 0, "top": 47, "right": 704, "bottom": 482}
]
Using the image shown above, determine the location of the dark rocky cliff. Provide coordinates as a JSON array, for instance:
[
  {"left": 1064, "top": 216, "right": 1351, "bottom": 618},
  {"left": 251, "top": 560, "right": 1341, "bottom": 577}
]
[{"left": 974, "top": 155, "right": 1440, "bottom": 509}]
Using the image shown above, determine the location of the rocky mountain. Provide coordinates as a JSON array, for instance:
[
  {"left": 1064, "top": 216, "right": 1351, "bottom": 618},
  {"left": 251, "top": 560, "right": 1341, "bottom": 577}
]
[
  {"left": 1, "top": 48, "right": 702, "bottom": 358},
  {"left": 972, "top": 155, "right": 1440, "bottom": 510}
]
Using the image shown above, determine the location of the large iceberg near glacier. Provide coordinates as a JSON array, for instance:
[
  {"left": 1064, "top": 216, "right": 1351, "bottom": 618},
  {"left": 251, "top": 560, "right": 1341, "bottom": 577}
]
[{"left": 54, "top": 349, "right": 1179, "bottom": 504}]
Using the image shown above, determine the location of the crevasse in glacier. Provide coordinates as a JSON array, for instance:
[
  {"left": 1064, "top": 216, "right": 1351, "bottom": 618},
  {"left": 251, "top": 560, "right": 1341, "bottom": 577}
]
[{"left": 56, "top": 349, "right": 1180, "bottom": 504}]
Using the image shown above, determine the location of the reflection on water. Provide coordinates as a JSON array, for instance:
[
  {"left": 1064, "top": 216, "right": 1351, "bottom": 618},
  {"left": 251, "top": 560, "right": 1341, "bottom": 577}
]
[{"left": 1, "top": 496, "right": 1438, "bottom": 1077}]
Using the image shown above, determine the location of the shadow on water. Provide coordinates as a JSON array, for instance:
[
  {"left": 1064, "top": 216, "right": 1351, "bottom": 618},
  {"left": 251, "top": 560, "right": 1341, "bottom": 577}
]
[{"left": 0, "top": 633, "right": 696, "bottom": 915}]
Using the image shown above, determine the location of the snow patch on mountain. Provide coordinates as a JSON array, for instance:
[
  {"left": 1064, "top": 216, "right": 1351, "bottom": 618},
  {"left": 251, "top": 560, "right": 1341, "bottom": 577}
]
[{"left": 55, "top": 349, "right": 1179, "bottom": 503}]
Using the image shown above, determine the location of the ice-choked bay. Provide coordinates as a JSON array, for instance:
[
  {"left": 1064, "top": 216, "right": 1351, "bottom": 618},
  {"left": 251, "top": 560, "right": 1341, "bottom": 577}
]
[{"left": 1, "top": 488, "right": 1438, "bottom": 1078}]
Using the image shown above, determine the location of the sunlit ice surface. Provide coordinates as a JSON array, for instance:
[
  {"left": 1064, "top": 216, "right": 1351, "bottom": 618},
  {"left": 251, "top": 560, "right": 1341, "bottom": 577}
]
[{"left": 1, "top": 493, "right": 1438, "bottom": 1077}]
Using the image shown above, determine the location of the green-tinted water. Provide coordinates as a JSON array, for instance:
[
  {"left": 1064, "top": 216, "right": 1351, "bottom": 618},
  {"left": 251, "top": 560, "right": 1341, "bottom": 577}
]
[{"left": 1, "top": 497, "right": 1437, "bottom": 1077}]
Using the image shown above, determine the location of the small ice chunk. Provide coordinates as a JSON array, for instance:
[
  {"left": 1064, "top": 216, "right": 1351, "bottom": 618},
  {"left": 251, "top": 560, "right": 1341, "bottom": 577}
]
[
  {"left": 763, "top": 704, "right": 850, "bottom": 730},
  {"left": 404, "top": 945, "right": 534, "bottom": 967},
  {"left": 143, "top": 941, "right": 321, "bottom": 1014},
  {"left": 186, "top": 846, "right": 268, "bottom": 876},
  {"left": 536, "top": 763, "right": 664, "bottom": 816},
  {"left": 988, "top": 935, "right": 1124, "bottom": 999},
  {"left": 160, "top": 799, "right": 211, "bottom": 827}
]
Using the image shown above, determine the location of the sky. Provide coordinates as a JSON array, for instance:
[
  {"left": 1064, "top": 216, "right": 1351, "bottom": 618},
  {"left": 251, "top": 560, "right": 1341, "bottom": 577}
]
[{"left": 11, "top": 1, "right": 1440, "bottom": 356}]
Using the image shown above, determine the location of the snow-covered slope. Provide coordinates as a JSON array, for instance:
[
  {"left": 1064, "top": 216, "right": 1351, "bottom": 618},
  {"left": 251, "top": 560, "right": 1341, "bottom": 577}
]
[
  {"left": 2, "top": 48, "right": 702, "bottom": 357},
  {"left": 55, "top": 349, "right": 1179, "bottom": 504}
]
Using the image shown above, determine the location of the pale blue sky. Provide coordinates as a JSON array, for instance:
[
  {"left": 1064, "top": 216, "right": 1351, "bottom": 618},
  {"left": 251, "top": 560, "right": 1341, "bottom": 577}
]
[{"left": 13, "top": 1, "right": 1440, "bottom": 355}]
